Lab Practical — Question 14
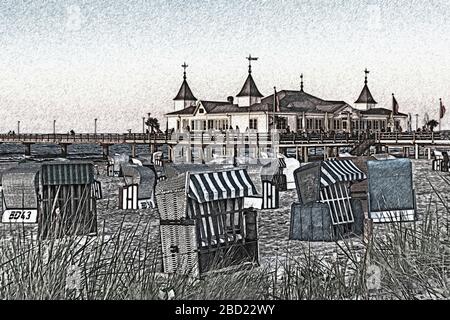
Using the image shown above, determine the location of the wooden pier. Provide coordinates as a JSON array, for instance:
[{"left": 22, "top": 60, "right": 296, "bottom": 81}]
[{"left": 0, "top": 131, "right": 449, "bottom": 161}]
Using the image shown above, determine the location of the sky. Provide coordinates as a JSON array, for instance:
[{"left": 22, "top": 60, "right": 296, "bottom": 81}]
[{"left": 0, "top": 0, "right": 449, "bottom": 133}]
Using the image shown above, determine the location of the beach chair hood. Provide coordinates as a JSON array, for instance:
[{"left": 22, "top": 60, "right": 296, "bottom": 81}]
[
  {"left": 187, "top": 169, "right": 258, "bottom": 203},
  {"left": 320, "top": 159, "right": 367, "bottom": 187}
]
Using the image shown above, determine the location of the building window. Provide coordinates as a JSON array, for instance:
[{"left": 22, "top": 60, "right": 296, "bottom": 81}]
[
  {"left": 297, "top": 117, "right": 303, "bottom": 130},
  {"left": 277, "top": 117, "right": 288, "bottom": 130},
  {"left": 307, "top": 119, "right": 313, "bottom": 130},
  {"left": 249, "top": 119, "right": 258, "bottom": 130},
  {"left": 334, "top": 119, "right": 340, "bottom": 130},
  {"left": 315, "top": 119, "right": 323, "bottom": 131},
  {"left": 199, "top": 108, "right": 204, "bottom": 114},
  {"left": 373, "top": 121, "right": 379, "bottom": 130}
]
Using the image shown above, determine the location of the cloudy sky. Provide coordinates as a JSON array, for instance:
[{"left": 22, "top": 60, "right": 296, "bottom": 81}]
[{"left": 0, "top": 0, "right": 449, "bottom": 133}]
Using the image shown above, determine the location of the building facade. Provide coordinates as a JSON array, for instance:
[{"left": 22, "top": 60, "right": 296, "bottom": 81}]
[{"left": 166, "top": 61, "right": 408, "bottom": 134}]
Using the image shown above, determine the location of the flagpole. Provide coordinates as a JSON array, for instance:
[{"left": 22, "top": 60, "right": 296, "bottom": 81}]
[
  {"left": 439, "top": 98, "right": 442, "bottom": 132},
  {"left": 273, "top": 86, "right": 276, "bottom": 131}
]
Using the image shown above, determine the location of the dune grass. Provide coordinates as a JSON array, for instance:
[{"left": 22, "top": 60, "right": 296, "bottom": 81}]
[{"left": 1, "top": 175, "right": 449, "bottom": 300}]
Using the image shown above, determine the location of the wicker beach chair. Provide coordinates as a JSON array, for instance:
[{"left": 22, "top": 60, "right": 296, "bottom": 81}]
[
  {"left": 107, "top": 154, "right": 129, "bottom": 177},
  {"left": 441, "top": 151, "right": 449, "bottom": 172},
  {"left": 432, "top": 150, "right": 443, "bottom": 171},
  {"left": 153, "top": 151, "right": 167, "bottom": 181},
  {"left": 1, "top": 164, "right": 40, "bottom": 223},
  {"left": 156, "top": 168, "right": 260, "bottom": 275},
  {"left": 260, "top": 160, "right": 280, "bottom": 209},
  {"left": 367, "top": 158, "right": 416, "bottom": 223},
  {"left": 119, "top": 164, "right": 157, "bottom": 209},
  {"left": 290, "top": 159, "right": 366, "bottom": 241},
  {"left": 38, "top": 161, "right": 98, "bottom": 239}
]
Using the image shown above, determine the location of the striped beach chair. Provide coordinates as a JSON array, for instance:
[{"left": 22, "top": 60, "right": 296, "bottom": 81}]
[
  {"left": 157, "top": 168, "right": 260, "bottom": 275},
  {"left": 290, "top": 159, "right": 366, "bottom": 241}
]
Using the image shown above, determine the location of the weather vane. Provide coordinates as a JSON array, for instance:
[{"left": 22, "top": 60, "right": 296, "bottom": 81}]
[
  {"left": 182, "top": 62, "right": 188, "bottom": 80},
  {"left": 246, "top": 54, "right": 258, "bottom": 74}
]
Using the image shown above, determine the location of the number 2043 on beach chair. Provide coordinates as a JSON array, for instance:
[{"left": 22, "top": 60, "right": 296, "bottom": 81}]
[
  {"left": 367, "top": 158, "right": 416, "bottom": 223},
  {"left": 289, "top": 159, "right": 367, "bottom": 241},
  {"left": 156, "top": 168, "right": 260, "bottom": 276}
]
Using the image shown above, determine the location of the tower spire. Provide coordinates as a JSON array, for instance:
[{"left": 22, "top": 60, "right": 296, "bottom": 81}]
[
  {"left": 182, "top": 62, "right": 188, "bottom": 80},
  {"left": 246, "top": 54, "right": 258, "bottom": 74},
  {"left": 300, "top": 73, "right": 304, "bottom": 92},
  {"left": 173, "top": 62, "right": 197, "bottom": 108}
]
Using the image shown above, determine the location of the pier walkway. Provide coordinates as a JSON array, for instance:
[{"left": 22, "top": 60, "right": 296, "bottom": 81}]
[{"left": 0, "top": 131, "right": 449, "bottom": 160}]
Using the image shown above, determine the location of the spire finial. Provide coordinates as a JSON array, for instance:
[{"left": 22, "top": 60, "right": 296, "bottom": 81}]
[
  {"left": 246, "top": 54, "right": 258, "bottom": 74},
  {"left": 182, "top": 62, "right": 188, "bottom": 80},
  {"left": 300, "top": 73, "right": 304, "bottom": 92},
  {"left": 364, "top": 68, "right": 369, "bottom": 84}
]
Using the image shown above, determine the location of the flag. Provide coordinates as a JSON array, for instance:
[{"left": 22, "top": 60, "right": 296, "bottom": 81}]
[
  {"left": 440, "top": 99, "right": 446, "bottom": 119},
  {"left": 392, "top": 94, "right": 399, "bottom": 115}
]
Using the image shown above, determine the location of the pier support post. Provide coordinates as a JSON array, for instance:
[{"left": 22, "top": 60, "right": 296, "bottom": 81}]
[
  {"left": 61, "top": 144, "right": 68, "bottom": 157},
  {"left": 102, "top": 144, "right": 109, "bottom": 159},
  {"left": 414, "top": 144, "right": 419, "bottom": 160},
  {"left": 324, "top": 146, "right": 328, "bottom": 160},
  {"left": 131, "top": 144, "right": 136, "bottom": 158},
  {"left": 24, "top": 143, "right": 32, "bottom": 156},
  {"left": 427, "top": 148, "right": 431, "bottom": 160},
  {"left": 302, "top": 147, "right": 309, "bottom": 163}
]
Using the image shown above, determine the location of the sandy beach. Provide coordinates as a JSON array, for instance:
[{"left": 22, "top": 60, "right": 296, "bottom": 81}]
[{"left": 4, "top": 159, "right": 446, "bottom": 266}]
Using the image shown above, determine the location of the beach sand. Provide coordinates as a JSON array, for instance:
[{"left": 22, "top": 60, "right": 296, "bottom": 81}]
[{"left": 1, "top": 159, "right": 449, "bottom": 271}]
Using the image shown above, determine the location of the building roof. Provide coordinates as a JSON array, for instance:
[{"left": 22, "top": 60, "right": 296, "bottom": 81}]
[
  {"left": 166, "top": 105, "right": 196, "bottom": 115},
  {"left": 355, "top": 84, "right": 377, "bottom": 104},
  {"left": 360, "top": 108, "right": 407, "bottom": 117},
  {"left": 236, "top": 74, "right": 264, "bottom": 98},
  {"left": 263, "top": 90, "right": 350, "bottom": 113},
  {"left": 173, "top": 79, "right": 197, "bottom": 101},
  {"left": 167, "top": 90, "right": 351, "bottom": 116}
]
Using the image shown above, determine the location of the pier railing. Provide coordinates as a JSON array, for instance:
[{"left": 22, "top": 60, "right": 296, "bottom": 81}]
[
  {"left": 0, "top": 131, "right": 448, "bottom": 145},
  {"left": 0, "top": 133, "right": 168, "bottom": 144}
]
